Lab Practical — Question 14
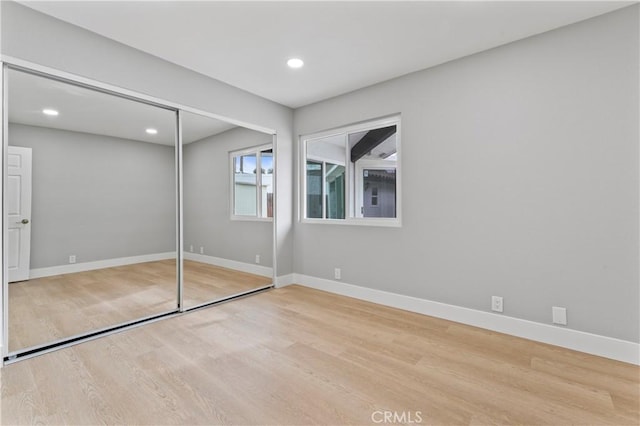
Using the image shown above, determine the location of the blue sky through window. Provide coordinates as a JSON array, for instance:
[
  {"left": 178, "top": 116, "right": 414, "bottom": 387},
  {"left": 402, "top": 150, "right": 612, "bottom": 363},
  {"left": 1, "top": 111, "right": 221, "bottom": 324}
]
[{"left": 235, "top": 153, "right": 273, "bottom": 174}]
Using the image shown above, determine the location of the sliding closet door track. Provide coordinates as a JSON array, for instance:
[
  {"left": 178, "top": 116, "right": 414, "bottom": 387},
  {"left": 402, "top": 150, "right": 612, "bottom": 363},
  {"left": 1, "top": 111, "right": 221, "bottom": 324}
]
[
  {"left": 4, "top": 310, "right": 179, "bottom": 364},
  {"left": 182, "top": 284, "right": 274, "bottom": 312},
  {"left": 4, "top": 285, "right": 274, "bottom": 365}
]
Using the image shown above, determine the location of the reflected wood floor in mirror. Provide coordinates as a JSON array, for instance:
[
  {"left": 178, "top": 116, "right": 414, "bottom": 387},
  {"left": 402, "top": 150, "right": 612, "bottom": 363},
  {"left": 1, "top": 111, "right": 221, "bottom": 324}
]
[
  {"left": 2, "top": 285, "right": 638, "bottom": 425},
  {"left": 8, "top": 260, "right": 271, "bottom": 352},
  {"left": 183, "top": 260, "right": 272, "bottom": 308}
]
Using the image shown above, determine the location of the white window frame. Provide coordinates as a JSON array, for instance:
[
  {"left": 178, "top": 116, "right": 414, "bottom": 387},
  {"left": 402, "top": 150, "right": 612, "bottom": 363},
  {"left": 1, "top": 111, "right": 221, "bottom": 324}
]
[
  {"left": 300, "top": 115, "right": 401, "bottom": 227},
  {"left": 230, "top": 143, "right": 273, "bottom": 222}
]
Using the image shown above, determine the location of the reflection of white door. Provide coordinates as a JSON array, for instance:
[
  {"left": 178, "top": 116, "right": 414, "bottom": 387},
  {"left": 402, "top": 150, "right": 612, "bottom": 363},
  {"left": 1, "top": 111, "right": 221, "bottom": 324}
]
[{"left": 8, "top": 146, "right": 32, "bottom": 282}]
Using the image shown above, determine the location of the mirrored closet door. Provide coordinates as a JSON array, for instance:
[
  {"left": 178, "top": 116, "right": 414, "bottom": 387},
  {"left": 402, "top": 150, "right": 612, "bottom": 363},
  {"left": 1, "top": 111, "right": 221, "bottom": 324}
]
[
  {"left": 5, "top": 67, "right": 179, "bottom": 354},
  {"left": 181, "top": 111, "right": 273, "bottom": 309}
]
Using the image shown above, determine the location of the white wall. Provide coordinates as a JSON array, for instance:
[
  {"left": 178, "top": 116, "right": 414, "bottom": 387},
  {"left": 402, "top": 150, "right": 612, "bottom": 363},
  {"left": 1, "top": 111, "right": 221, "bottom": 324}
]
[
  {"left": 293, "top": 6, "right": 639, "bottom": 343},
  {"left": 183, "top": 127, "right": 273, "bottom": 267},
  {"left": 10, "top": 123, "right": 176, "bottom": 268}
]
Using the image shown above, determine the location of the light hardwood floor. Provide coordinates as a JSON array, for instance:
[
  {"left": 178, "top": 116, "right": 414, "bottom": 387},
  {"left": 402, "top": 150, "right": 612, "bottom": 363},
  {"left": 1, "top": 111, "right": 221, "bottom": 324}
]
[
  {"left": 8, "top": 260, "right": 272, "bottom": 352},
  {"left": 1, "top": 285, "right": 638, "bottom": 425},
  {"left": 183, "top": 260, "right": 271, "bottom": 308}
]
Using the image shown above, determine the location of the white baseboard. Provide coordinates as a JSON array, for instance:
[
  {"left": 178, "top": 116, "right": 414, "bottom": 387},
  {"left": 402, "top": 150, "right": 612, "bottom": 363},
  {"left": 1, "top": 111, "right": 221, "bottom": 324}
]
[
  {"left": 184, "top": 253, "right": 272, "bottom": 278},
  {"left": 275, "top": 273, "right": 295, "bottom": 288},
  {"left": 29, "top": 252, "right": 176, "bottom": 279},
  {"left": 293, "top": 273, "right": 640, "bottom": 366}
]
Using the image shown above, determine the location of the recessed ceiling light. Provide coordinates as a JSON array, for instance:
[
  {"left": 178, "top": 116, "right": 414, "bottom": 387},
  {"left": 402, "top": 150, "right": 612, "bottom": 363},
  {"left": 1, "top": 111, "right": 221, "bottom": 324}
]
[
  {"left": 145, "top": 128, "right": 158, "bottom": 135},
  {"left": 42, "top": 109, "right": 59, "bottom": 116},
  {"left": 287, "top": 58, "right": 304, "bottom": 69}
]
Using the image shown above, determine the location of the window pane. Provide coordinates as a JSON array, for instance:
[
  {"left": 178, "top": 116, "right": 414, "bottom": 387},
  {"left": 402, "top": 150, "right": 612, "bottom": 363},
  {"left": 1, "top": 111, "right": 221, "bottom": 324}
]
[
  {"left": 302, "top": 117, "right": 400, "bottom": 223},
  {"left": 233, "top": 154, "right": 257, "bottom": 216},
  {"left": 348, "top": 125, "right": 397, "bottom": 162},
  {"left": 326, "top": 163, "right": 345, "bottom": 219},
  {"left": 350, "top": 124, "right": 398, "bottom": 219},
  {"left": 362, "top": 168, "right": 396, "bottom": 218},
  {"left": 306, "top": 134, "right": 346, "bottom": 219},
  {"left": 260, "top": 149, "right": 274, "bottom": 218},
  {"left": 306, "top": 161, "right": 323, "bottom": 218}
]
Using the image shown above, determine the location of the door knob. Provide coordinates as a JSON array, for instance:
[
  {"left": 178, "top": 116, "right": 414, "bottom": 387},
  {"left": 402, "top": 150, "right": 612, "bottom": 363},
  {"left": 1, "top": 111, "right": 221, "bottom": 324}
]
[{"left": 21, "top": 219, "right": 29, "bottom": 224}]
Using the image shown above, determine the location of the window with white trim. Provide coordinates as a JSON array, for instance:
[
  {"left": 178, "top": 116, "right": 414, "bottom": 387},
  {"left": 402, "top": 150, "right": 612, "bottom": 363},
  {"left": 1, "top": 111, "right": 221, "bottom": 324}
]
[
  {"left": 301, "top": 116, "right": 400, "bottom": 226},
  {"left": 231, "top": 144, "right": 273, "bottom": 220}
]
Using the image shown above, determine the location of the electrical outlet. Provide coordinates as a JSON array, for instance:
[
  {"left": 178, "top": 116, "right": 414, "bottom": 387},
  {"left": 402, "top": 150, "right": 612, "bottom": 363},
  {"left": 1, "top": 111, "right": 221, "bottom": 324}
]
[
  {"left": 334, "top": 268, "right": 341, "bottom": 280},
  {"left": 491, "top": 296, "right": 503, "bottom": 313},
  {"left": 552, "top": 306, "right": 567, "bottom": 325},
  {"left": 189, "top": 245, "right": 194, "bottom": 253},
  {"left": 255, "top": 254, "right": 260, "bottom": 264},
  {"left": 69, "top": 255, "right": 76, "bottom": 264},
  {"left": 200, "top": 246, "right": 204, "bottom": 254}
]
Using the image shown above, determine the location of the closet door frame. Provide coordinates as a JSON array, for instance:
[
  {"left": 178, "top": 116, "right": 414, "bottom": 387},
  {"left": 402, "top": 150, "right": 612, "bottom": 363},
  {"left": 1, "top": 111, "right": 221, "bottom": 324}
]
[{"left": 0, "top": 57, "right": 278, "bottom": 363}]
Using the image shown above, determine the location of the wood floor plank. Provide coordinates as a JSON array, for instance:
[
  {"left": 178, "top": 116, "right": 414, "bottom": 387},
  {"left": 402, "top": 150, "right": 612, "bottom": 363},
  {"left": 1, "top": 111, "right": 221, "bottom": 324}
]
[
  {"left": 8, "top": 260, "right": 271, "bottom": 352},
  {"left": 1, "top": 284, "right": 638, "bottom": 425}
]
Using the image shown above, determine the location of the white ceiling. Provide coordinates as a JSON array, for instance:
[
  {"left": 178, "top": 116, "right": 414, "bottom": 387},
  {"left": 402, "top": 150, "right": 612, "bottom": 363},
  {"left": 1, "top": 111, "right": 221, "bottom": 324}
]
[
  {"left": 8, "top": 67, "right": 238, "bottom": 145},
  {"left": 20, "top": 1, "right": 632, "bottom": 109}
]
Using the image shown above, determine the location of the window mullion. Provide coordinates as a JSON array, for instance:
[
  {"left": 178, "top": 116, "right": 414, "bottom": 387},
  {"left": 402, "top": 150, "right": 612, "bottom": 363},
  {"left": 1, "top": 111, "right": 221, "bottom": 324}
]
[
  {"left": 321, "top": 162, "right": 326, "bottom": 219},
  {"left": 256, "top": 150, "right": 262, "bottom": 218},
  {"left": 344, "top": 133, "right": 351, "bottom": 219}
]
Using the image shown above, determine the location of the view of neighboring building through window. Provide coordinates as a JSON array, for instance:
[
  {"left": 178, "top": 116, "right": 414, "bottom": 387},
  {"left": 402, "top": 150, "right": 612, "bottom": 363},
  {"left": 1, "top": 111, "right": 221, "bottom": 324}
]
[
  {"left": 302, "top": 116, "right": 400, "bottom": 225},
  {"left": 232, "top": 145, "right": 273, "bottom": 219}
]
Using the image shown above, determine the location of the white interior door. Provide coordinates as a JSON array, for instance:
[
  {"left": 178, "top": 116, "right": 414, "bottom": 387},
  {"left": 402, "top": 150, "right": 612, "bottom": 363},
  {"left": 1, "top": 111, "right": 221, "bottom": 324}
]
[{"left": 7, "top": 146, "right": 32, "bottom": 282}]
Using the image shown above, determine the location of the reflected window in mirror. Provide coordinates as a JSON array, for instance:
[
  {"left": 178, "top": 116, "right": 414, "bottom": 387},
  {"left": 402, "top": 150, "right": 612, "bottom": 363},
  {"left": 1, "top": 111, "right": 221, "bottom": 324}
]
[
  {"left": 181, "top": 110, "right": 275, "bottom": 310},
  {"left": 231, "top": 144, "right": 273, "bottom": 220}
]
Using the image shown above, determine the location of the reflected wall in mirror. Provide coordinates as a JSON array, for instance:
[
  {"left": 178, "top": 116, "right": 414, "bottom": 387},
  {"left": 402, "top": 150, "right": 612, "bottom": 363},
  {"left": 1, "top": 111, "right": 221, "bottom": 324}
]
[
  {"left": 6, "top": 67, "right": 178, "bottom": 353},
  {"left": 182, "top": 111, "right": 273, "bottom": 309}
]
